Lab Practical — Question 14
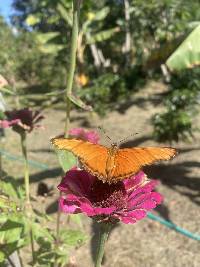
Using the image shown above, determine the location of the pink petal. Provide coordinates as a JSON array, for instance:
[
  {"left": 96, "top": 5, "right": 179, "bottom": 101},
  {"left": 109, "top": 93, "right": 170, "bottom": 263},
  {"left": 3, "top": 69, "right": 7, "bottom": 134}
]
[
  {"left": 120, "top": 216, "right": 137, "bottom": 224},
  {"left": 128, "top": 180, "right": 159, "bottom": 200},
  {"left": 79, "top": 203, "right": 116, "bottom": 216},
  {"left": 69, "top": 128, "right": 100, "bottom": 144},
  {"left": 116, "top": 209, "right": 147, "bottom": 224},
  {"left": 0, "top": 119, "right": 20, "bottom": 128},
  {"left": 124, "top": 171, "right": 145, "bottom": 192},
  {"left": 126, "top": 209, "right": 146, "bottom": 219},
  {"left": 59, "top": 197, "right": 81, "bottom": 214},
  {"left": 128, "top": 192, "right": 163, "bottom": 210},
  {"left": 58, "top": 169, "right": 95, "bottom": 196}
]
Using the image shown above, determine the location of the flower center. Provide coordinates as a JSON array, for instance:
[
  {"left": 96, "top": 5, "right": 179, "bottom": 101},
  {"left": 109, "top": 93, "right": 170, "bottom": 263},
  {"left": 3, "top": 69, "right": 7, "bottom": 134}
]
[{"left": 90, "top": 180, "right": 127, "bottom": 210}]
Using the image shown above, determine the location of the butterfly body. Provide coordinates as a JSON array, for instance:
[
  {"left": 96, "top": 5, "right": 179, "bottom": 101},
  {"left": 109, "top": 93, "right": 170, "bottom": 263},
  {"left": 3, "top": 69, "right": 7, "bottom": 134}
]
[{"left": 52, "top": 138, "right": 176, "bottom": 183}]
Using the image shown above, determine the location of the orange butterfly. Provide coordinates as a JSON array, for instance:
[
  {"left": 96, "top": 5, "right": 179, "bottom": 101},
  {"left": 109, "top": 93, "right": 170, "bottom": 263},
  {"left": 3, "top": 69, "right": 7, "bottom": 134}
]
[{"left": 52, "top": 138, "right": 176, "bottom": 184}]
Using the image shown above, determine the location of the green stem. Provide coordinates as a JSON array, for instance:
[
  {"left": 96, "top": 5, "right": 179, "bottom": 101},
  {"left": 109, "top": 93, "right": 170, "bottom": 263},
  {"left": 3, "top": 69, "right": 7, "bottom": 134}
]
[
  {"left": 64, "top": 0, "right": 81, "bottom": 137},
  {"left": 20, "top": 132, "right": 35, "bottom": 265},
  {"left": 95, "top": 223, "right": 111, "bottom": 267},
  {"left": 20, "top": 132, "right": 30, "bottom": 203},
  {"left": 55, "top": 2, "right": 82, "bottom": 266},
  {"left": 56, "top": 191, "right": 62, "bottom": 238}
]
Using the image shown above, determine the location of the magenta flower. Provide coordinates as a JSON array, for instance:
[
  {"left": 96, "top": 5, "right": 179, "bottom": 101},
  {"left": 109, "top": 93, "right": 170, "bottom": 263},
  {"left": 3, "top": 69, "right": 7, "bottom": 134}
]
[
  {"left": 69, "top": 128, "right": 99, "bottom": 144},
  {"left": 5, "top": 108, "right": 44, "bottom": 134},
  {"left": 58, "top": 169, "right": 163, "bottom": 224}
]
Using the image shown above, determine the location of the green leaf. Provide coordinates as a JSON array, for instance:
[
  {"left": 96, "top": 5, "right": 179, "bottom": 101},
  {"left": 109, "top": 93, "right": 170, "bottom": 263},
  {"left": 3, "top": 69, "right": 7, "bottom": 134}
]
[
  {"left": 31, "top": 221, "right": 54, "bottom": 242},
  {"left": 69, "top": 214, "right": 83, "bottom": 227},
  {"left": 0, "top": 87, "right": 15, "bottom": 95},
  {"left": 0, "top": 250, "right": 5, "bottom": 262},
  {"left": 87, "top": 28, "right": 119, "bottom": 44},
  {"left": 36, "top": 32, "right": 60, "bottom": 45},
  {"left": 55, "top": 149, "right": 76, "bottom": 172},
  {"left": 60, "top": 229, "right": 86, "bottom": 247},
  {"left": 39, "top": 44, "right": 65, "bottom": 54},
  {"left": 0, "top": 195, "right": 21, "bottom": 214},
  {"left": 57, "top": 3, "right": 72, "bottom": 26},
  {"left": 88, "top": 7, "right": 110, "bottom": 22},
  {"left": 68, "top": 93, "right": 93, "bottom": 111},
  {"left": 0, "top": 177, "right": 24, "bottom": 200},
  {"left": 0, "top": 219, "right": 24, "bottom": 245},
  {"left": 166, "top": 25, "right": 200, "bottom": 71}
]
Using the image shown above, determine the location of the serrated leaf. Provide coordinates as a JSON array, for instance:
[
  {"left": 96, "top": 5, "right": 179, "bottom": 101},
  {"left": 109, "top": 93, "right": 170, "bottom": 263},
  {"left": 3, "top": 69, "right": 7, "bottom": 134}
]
[
  {"left": 166, "top": 25, "right": 200, "bottom": 71},
  {"left": 68, "top": 93, "right": 92, "bottom": 111},
  {"left": 55, "top": 149, "right": 76, "bottom": 172}
]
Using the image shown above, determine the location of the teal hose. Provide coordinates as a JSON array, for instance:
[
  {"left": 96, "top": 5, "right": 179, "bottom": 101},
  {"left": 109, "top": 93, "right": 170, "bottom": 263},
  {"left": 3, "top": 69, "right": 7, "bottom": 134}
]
[
  {"left": 1, "top": 148, "right": 200, "bottom": 241},
  {"left": 0, "top": 148, "right": 49, "bottom": 170},
  {"left": 147, "top": 212, "right": 200, "bottom": 241}
]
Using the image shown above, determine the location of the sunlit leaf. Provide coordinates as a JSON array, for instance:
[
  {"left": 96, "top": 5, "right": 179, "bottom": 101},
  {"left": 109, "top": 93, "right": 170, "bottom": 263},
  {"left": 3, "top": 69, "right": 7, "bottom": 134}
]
[
  {"left": 55, "top": 150, "right": 76, "bottom": 172},
  {"left": 166, "top": 25, "right": 200, "bottom": 71},
  {"left": 39, "top": 44, "right": 65, "bottom": 54},
  {"left": 57, "top": 3, "right": 72, "bottom": 26},
  {"left": 87, "top": 28, "right": 119, "bottom": 44},
  {"left": 36, "top": 32, "right": 60, "bottom": 44},
  {"left": 89, "top": 7, "right": 110, "bottom": 21}
]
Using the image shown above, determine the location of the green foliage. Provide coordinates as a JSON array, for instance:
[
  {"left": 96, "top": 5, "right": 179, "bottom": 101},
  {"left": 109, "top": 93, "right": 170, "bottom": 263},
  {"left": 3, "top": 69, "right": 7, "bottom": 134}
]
[
  {"left": 153, "top": 68, "right": 200, "bottom": 142},
  {"left": 35, "top": 229, "right": 86, "bottom": 267},
  {"left": 78, "top": 73, "right": 127, "bottom": 115},
  {"left": 153, "top": 110, "right": 193, "bottom": 143},
  {"left": 166, "top": 25, "right": 200, "bottom": 71},
  {"left": 0, "top": 175, "right": 86, "bottom": 265}
]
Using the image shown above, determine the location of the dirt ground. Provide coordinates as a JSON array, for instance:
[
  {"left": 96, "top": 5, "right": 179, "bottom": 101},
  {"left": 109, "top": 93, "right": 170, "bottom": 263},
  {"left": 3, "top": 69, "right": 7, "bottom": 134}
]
[{"left": 2, "top": 81, "right": 200, "bottom": 267}]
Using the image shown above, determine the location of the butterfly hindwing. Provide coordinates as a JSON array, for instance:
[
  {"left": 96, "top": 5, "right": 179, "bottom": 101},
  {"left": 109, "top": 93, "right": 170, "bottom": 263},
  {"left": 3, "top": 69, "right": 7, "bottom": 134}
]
[{"left": 111, "top": 147, "right": 176, "bottom": 182}]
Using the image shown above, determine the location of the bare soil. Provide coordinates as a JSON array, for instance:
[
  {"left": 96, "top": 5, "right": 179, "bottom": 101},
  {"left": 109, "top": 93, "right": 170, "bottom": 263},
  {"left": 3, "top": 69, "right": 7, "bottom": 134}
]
[{"left": 2, "top": 80, "right": 200, "bottom": 267}]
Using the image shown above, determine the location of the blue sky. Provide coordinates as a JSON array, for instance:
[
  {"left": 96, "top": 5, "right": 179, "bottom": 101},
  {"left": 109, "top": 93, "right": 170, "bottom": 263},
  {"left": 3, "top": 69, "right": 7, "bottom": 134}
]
[{"left": 0, "top": 0, "right": 13, "bottom": 22}]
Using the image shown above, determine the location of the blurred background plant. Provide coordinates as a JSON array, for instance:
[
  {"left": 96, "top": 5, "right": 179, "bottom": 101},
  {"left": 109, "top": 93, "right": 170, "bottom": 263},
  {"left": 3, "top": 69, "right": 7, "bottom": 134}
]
[{"left": 1, "top": 0, "right": 200, "bottom": 140}]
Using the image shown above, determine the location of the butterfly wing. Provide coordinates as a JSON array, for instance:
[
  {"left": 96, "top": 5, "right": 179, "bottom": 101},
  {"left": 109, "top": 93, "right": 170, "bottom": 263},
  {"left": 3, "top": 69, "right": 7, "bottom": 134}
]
[
  {"left": 52, "top": 138, "right": 109, "bottom": 178},
  {"left": 111, "top": 147, "right": 176, "bottom": 182}
]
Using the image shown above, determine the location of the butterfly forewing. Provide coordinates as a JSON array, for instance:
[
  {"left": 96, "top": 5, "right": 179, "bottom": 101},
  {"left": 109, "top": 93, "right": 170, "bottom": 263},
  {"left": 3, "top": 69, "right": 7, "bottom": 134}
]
[
  {"left": 111, "top": 147, "right": 176, "bottom": 181},
  {"left": 52, "top": 138, "right": 109, "bottom": 178}
]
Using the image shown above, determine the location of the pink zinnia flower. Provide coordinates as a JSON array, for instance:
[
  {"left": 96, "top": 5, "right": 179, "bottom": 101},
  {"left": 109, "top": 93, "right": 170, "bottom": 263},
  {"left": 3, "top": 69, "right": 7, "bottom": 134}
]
[
  {"left": 58, "top": 169, "right": 163, "bottom": 224},
  {"left": 69, "top": 128, "right": 99, "bottom": 144},
  {"left": 5, "top": 108, "right": 44, "bottom": 134}
]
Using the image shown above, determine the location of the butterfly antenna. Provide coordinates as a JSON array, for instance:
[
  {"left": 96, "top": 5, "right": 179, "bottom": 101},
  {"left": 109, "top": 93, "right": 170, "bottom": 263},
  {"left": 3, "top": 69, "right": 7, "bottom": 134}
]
[
  {"left": 118, "top": 132, "right": 139, "bottom": 146},
  {"left": 98, "top": 126, "right": 112, "bottom": 142}
]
